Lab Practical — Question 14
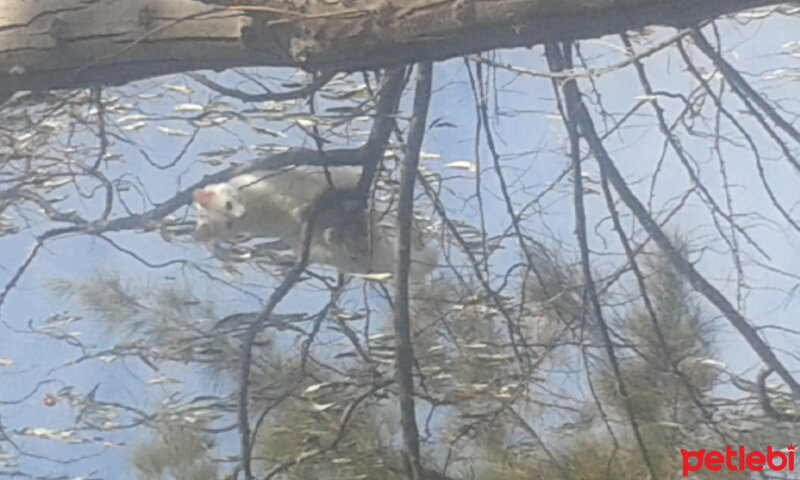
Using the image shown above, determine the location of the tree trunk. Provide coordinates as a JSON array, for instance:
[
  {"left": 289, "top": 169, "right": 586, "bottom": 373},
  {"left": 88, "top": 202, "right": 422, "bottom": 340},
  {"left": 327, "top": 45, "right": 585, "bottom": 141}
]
[{"left": 0, "top": 0, "right": 783, "bottom": 96}]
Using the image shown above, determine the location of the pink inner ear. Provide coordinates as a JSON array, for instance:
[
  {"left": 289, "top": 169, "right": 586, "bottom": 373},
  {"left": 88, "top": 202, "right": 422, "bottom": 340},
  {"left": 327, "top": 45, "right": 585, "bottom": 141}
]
[{"left": 193, "top": 189, "right": 215, "bottom": 207}]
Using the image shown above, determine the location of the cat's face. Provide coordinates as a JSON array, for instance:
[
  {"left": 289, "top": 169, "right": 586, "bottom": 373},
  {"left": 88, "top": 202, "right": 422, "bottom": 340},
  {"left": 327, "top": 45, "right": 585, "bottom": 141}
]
[{"left": 193, "top": 183, "right": 246, "bottom": 242}]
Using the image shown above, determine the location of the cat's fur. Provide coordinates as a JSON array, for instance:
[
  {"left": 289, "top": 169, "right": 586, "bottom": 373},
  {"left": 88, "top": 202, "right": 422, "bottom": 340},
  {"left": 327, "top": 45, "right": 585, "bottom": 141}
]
[{"left": 193, "top": 165, "right": 437, "bottom": 278}]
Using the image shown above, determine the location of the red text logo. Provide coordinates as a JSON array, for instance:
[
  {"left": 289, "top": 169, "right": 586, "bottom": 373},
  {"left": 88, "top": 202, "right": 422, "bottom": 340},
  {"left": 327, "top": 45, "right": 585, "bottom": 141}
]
[{"left": 681, "top": 444, "right": 795, "bottom": 476}]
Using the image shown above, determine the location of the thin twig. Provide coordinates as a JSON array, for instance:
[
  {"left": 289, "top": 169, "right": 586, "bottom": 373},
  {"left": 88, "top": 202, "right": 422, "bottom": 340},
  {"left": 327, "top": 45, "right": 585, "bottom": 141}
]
[{"left": 187, "top": 71, "right": 335, "bottom": 103}]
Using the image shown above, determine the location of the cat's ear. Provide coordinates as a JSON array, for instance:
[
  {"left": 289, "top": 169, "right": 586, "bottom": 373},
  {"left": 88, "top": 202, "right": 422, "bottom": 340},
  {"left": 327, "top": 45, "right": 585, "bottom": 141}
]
[{"left": 193, "top": 189, "right": 215, "bottom": 208}]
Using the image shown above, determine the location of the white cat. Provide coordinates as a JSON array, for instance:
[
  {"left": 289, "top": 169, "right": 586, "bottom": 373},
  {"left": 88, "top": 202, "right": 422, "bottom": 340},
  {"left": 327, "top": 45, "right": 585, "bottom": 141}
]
[{"left": 193, "top": 165, "right": 437, "bottom": 278}]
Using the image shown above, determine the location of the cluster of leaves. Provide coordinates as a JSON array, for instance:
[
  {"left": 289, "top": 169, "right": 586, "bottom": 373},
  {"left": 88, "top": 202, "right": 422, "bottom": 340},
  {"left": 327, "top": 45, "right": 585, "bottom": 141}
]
[{"left": 37, "top": 239, "right": 788, "bottom": 480}]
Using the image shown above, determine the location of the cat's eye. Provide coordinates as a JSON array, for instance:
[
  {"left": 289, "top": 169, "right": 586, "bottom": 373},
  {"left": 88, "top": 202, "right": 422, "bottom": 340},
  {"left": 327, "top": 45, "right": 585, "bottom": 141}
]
[{"left": 225, "top": 201, "right": 234, "bottom": 211}]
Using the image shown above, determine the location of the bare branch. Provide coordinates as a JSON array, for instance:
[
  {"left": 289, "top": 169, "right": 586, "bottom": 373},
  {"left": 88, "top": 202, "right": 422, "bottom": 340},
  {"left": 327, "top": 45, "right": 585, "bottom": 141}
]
[
  {"left": 237, "top": 204, "right": 318, "bottom": 480},
  {"left": 187, "top": 70, "right": 335, "bottom": 102},
  {"left": 357, "top": 68, "right": 408, "bottom": 195},
  {"left": 0, "top": 0, "right": 784, "bottom": 94},
  {"left": 393, "top": 61, "right": 433, "bottom": 480},
  {"left": 546, "top": 41, "right": 658, "bottom": 480},
  {"left": 550, "top": 39, "right": 800, "bottom": 400}
]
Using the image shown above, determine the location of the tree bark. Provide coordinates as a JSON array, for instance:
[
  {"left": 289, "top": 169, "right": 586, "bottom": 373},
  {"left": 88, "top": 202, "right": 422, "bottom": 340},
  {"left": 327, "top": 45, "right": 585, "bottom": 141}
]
[{"left": 0, "top": 0, "right": 784, "bottom": 96}]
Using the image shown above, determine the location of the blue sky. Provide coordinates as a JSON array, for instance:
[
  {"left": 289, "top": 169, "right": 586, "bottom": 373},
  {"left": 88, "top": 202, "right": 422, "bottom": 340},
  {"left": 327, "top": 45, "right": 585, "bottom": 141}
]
[{"left": 3, "top": 8, "right": 800, "bottom": 478}]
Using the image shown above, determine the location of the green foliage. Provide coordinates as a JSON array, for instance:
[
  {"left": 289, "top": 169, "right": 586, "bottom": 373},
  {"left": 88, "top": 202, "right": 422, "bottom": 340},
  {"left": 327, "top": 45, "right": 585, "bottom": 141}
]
[
  {"left": 131, "top": 423, "right": 218, "bottom": 480},
  {"left": 472, "top": 243, "right": 728, "bottom": 480},
  {"left": 43, "top": 242, "right": 778, "bottom": 480},
  {"left": 597, "top": 243, "right": 717, "bottom": 424}
]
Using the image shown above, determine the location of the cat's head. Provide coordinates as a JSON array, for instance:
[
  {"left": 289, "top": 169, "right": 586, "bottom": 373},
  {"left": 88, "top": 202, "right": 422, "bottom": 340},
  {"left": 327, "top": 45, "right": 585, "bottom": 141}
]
[{"left": 193, "top": 183, "right": 246, "bottom": 242}]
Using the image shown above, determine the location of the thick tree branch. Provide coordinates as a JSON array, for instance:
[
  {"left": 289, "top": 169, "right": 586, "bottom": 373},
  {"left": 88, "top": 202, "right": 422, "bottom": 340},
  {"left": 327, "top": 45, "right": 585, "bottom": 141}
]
[{"left": 0, "top": 0, "right": 784, "bottom": 95}]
